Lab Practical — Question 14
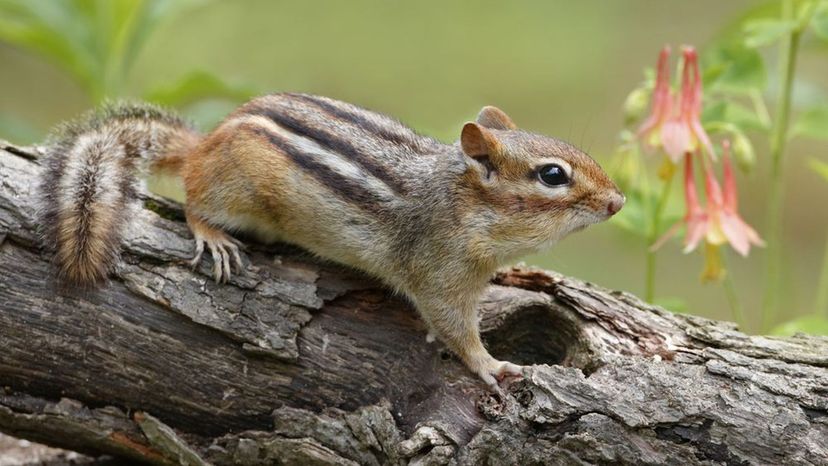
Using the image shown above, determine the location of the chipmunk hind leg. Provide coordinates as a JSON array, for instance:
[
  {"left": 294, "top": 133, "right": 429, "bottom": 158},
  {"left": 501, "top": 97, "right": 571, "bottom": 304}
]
[{"left": 186, "top": 213, "right": 245, "bottom": 283}]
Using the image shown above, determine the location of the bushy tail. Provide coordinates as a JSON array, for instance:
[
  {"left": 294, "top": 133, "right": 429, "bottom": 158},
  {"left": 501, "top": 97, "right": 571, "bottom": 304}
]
[{"left": 37, "top": 101, "right": 200, "bottom": 287}]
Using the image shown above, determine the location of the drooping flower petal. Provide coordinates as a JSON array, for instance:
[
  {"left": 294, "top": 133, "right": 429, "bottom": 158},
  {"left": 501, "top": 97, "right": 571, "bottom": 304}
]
[
  {"left": 719, "top": 214, "right": 751, "bottom": 256},
  {"left": 701, "top": 141, "right": 765, "bottom": 256},
  {"left": 704, "top": 159, "right": 724, "bottom": 207},
  {"left": 690, "top": 118, "right": 716, "bottom": 161},
  {"left": 743, "top": 220, "right": 765, "bottom": 247},
  {"left": 652, "top": 153, "right": 707, "bottom": 252},
  {"left": 637, "top": 46, "right": 673, "bottom": 152},
  {"left": 683, "top": 47, "right": 716, "bottom": 160},
  {"left": 721, "top": 140, "right": 738, "bottom": 211},
  {"left": 683, "top": 215, "right": 708, "bottom": 253}
]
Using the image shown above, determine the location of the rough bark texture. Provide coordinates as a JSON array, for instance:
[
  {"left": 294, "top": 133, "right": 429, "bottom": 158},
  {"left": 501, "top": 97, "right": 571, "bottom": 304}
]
[{"left": 0, "top": 141, "right": 826, "bottom": 465}]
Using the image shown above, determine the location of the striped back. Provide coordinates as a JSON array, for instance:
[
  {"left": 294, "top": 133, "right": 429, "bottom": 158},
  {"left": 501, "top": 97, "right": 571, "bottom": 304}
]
[{"left": 226, "top": 93, "right": 451, "bottom": 207}]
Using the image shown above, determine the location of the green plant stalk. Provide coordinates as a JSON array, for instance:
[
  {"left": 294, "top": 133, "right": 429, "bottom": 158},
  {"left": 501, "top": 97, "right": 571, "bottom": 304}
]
[
  {"left": 749, "top": 89, "right": 772, "bottom": 129},
  {"left": 721, "top": 254, "right": 746, "bottom": 328},
  {"left": 816, "top": 232, "right": 828, "bottom": 317},
  {"left": 645, "top": 169, "right": 675, "bottom": 303},
  {"left": 761, "top": 0, "right": 803, "bottom": 331}
]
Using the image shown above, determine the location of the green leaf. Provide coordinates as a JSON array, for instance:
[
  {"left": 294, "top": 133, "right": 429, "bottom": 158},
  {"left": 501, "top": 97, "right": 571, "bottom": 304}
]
[
  {"left": 119, "top": 0, "right": 215, "bottom": 77},
  {"left": 95, "top": 0, "right": 216, "bottom": 97},
  {"left": 0, "top": 0, "right": 103, "bottom": 97},
  {"left": 730, "top": 130, "right": 756, "bottom": 173},
  {"left": 144, "top": 71, "right": 255, "bottom": 107},
  {"left": 609, "top": 188, "right": 650, "bottom": 238},
  {"left": 623, "top": 86, "right": 651, "bottom": 126},
  {"left": 743, "top": 18, "right": 797, "bottom": 48},
  {"left": 609, "top": 184, "right": 680, "bottom": 241},
  {"left": 702, "top": 100, "right": 768, "bottom": 132},
  {"left": 809, "top": 158, "right": 828, "bottom": 183},
  {"left": 702, "top": 42, "right": 766, "bottom": 94},
  {"left": 791, "top": 105, "right": 828, "bottom": 140},
  {"left": 810, "top": 2, "right": 828, "bottom": 40},
  {"left": 770, "top": 314, "right": 828, "bottom": 336},
  {"left": 0, "top": 0, "right": 215, "bottom": 100},
  {"left": 708, "top": 0, "right": 782, "bottom": 40}
]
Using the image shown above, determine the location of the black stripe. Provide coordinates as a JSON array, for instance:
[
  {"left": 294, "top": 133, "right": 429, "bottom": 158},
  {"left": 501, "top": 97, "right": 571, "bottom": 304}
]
[
  {"left": 247, "top": 105, "right": 407, "bottom": 195},
  {"left": 291, "top": 94, "right": 428, "bottom": 153},
  {"left": 248, "top": 126, "right": 388, "bottom": 215}
]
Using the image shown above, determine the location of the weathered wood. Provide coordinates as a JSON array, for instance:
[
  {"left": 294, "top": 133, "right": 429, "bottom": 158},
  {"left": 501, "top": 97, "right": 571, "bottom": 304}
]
[{"left": 0, "top": 142, "right": 826, "bottom": 465}]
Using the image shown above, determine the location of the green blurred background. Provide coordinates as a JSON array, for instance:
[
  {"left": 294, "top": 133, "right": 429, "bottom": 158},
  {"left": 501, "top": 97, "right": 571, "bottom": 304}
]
[{"left": 1, "top": 0, "right": 826, "bottom": 333}]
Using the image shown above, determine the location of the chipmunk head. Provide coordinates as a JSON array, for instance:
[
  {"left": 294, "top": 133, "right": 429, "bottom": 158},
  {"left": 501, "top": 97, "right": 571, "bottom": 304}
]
[{"left": 460, "top": 106, "right": 624, "bottom": 258}]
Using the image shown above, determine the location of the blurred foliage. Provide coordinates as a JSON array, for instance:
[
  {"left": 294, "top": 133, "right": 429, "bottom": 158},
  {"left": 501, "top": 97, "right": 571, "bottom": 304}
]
[
  {"left": 702, "top": 41, "right": 766, "bottom": 94},
  {"left": 793, "top": 104, "right": 828, "bottom": 139},
  {"left": 613, "top": 0, "right": 828, "bottom": 335},
  {"left": 811, "top": 158, "right": 828, "bottom": 182},
  {"left": 813, "top": 2, "right": 828, "bottom": 39},
  {"left": 144, "top": 70, "right": 255, "bottom": 107},
  {"left": 0, "top": 113, "right": 39, "bottom": 142},
  {"left": 0, "top": 0, "right": 254, "bottom": 127},
  {"left": 770, "top": 314, "right": 828, "bottom": 336}
]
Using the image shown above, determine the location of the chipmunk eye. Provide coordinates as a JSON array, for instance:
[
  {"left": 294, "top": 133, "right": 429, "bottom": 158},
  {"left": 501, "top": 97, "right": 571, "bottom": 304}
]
[{"left": 538, "top": 164, "right": 569, "bottom": 187}]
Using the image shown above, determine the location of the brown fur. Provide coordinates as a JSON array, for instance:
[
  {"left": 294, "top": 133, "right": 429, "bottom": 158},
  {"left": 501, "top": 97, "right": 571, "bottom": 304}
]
[
  {"left": 177, "top": 95, "right": 624, "bottom": 387},
  {"left": 38, "top": 102, "right": 199, "bottom": 286},
  {"left": 475, "top": 106, "right": 518, "bottom": 130},
  {"left": 40, "top": 94, "right": 623, "bottom": 388}
]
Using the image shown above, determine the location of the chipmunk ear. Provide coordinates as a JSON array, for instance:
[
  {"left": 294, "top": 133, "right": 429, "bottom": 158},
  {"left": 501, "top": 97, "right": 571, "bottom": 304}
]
[
  {"left": 461, "top": 122, "right": 501, "bottom": 157},
  {"left": 461, "top": 122, "right": 512, "bottom": 179},
  {"left": 476, "top": 106, "right": 517, "bottom": 130}
]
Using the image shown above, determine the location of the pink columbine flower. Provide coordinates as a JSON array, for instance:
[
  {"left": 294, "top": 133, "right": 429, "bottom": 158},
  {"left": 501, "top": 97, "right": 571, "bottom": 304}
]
[
  {"left": 638, "top": 46, "right": 715, "bottom": 163},
  {"left": 701, "top": 141, "right": 765, "bottom": 256},
  {"left": 653, "top": 142, "right": 764, "bottom": 257}
]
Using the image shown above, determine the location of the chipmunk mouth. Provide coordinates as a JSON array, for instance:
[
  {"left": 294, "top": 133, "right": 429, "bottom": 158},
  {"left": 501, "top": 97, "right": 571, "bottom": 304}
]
[{"left": 572, "top": 206, "right": 607, "bottom": 227}]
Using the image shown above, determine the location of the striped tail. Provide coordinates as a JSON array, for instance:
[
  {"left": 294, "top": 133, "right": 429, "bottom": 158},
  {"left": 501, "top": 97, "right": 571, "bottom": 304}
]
[{"left": 37, "top": 102, "right": 199, "bottom": 287}]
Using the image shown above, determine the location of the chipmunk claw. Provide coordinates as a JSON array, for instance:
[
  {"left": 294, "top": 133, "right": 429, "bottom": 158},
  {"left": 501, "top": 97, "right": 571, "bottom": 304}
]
[
  {"left": 477, "top": 359, "right": 524, "bottom": 391},
  {"left": 188, "top": 218, "right": 247, "bottom": 283}
]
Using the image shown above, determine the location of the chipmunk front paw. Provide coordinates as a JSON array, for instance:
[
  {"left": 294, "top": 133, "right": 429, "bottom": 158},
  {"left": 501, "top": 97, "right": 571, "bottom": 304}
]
[{"left": 473, "top": 356, "right": 524, "bottom": 389}]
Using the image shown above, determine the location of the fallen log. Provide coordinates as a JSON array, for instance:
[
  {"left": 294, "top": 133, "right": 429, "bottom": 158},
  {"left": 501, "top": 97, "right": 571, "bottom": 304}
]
[{"left": 0, "top": 142, "right": 826, "bottom": 465}]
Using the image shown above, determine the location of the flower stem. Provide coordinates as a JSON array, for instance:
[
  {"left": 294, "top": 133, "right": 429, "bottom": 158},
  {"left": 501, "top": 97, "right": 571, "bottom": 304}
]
[
  {"left": 761, "top": 0, "right": 803, "bottom": 331},
  {"left": 815, "top": 232, "right": 828, "bottom": 317},
  {"left": 749, "top": 89, "right": 772, "bottom": 129},
  {"left": 721, "top": 254, "right": 746, "bottom": 328},
  {"left": 645, "top": 167, "right": 675, "bottom": 302}
]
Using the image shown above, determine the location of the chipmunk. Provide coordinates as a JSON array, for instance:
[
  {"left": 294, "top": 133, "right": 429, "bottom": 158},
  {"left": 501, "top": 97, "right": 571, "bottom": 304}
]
[{"left": 37, "top": 94, "right": 624, "bottom": 388}]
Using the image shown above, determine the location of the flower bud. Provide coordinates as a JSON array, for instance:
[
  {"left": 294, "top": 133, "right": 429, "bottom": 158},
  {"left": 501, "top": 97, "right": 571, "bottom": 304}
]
[
  {"left": 731, "top": 131, "right": 756, "bottom": 173},
  {"left": 624, "top": 86, "right": 651, "bottom": 126}
]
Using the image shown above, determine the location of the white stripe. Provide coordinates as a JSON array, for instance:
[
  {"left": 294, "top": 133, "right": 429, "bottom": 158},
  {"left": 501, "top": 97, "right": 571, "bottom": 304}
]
[{"left": 237, "top": 115, "right": 396, "bottom": 199}]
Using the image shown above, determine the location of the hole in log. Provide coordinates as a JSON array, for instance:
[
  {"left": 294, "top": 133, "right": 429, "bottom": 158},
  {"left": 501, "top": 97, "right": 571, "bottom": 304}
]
[{"left": 483, "top": 305, "right": 584, "bottom": 367}]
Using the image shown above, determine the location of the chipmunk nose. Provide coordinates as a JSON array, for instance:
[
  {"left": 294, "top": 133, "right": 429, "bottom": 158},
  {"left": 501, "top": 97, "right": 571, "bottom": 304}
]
[{"left": 607, "top": 192, "right": 625, "bottom": 216}]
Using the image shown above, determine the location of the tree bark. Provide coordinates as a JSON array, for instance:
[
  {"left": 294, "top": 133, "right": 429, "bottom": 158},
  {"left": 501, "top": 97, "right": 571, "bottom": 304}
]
[{"left": 0, "top": 141, "right": 826, "bottom": 465}]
